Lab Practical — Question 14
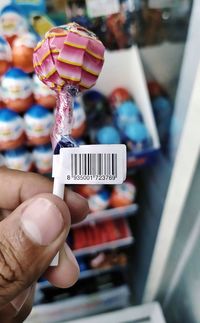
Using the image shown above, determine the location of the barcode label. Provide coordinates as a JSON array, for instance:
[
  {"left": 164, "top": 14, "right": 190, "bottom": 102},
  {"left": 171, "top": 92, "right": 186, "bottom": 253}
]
[{"left": 53, "top": 145, "right": 126, "bottom": 184}]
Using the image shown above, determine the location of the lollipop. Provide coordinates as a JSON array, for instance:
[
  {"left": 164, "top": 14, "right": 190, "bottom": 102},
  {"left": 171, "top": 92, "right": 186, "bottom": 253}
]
[
  {"left": 33, "top": 22, "right": 105, "bottom": 265},
  {"left": 33, "top": 22, "right": 105, "bottom": 153}
]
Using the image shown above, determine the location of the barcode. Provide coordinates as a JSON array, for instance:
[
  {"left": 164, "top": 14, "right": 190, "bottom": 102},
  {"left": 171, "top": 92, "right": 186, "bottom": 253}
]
[{"left": 71, "top": 153, "right": 117, "bottom": 178}]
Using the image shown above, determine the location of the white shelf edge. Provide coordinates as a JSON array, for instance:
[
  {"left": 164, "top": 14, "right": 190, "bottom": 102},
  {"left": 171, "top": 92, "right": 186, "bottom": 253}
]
[
  {"left": 72, "top": 203, "right": 138, "bottom": 228},
  {"left": 28, "top": 285, "right": 130, "bottom": 323},
  {"left": 73, "top": 236, "right": 134, "bottom": 257}
]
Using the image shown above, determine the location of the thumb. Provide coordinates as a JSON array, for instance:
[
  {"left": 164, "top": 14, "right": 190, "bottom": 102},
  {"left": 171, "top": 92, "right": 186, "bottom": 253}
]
[{"left": 0, "top": 193, "right": 71, "bottom": 309}]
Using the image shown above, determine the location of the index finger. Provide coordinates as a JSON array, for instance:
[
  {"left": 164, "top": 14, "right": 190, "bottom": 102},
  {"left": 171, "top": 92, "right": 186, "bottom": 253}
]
[{"left": 0, "top": 167, "right": 89, "bottom": 224}]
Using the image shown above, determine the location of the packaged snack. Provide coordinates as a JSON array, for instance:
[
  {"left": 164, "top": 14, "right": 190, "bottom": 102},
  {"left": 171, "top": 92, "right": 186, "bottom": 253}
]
[
  {"left": 0, "top": 5, "right": 28, "bottom": 46},
  {"left": 110, "top": 180, "right": 136, "bottom": 208},
  {"left": 24, "top": 105, "right": 54, "bottom": 146},
  {"left": 147, "top": 81, "right": 163, "bottom": 98},
  {"left": 152, "top": 95, "right": 172, "bottom": 144},
  {"left": 32, "top": 143, "right": 53, "bottom": 174},
  {"left": 115, "top": 100, "right": 141, "bottom": 131},
  {"left": 124, "top": 121, "right": 151, "bottom": 152},
  {"left": 4, "top": 146, "right": 33, "bottom": 171},
  {"left": 0, "top": 108, "right": 25, "bottom": 151},
  {"left": 75, "top": 184, "right": 103, "bottom": 198},
  {"left": 96, "top": 126, "right": 121, "bottom": 144},
  {"left": 109, "top": 87, "right": 131, "bottom": 109},
  {"left": 33, "top": 74, "right": 56, "bottom": 109},
  {"left": 88, "top": 189, "right": 110, "bottom": 212},
  {"left": 71, "top": 98, "right": 86, "bottom": 139},
  {"left": 0, "top": 36, "right": 12, "bottom": 76},
  {"left": 82, "top": 89, "right": 110, "bottom": 128},
  {"left": 12, "top": 32, "right": 38, "bottom": 73},
  {"left": 1, "top": 68, "right": 33, "bottom": 113}
]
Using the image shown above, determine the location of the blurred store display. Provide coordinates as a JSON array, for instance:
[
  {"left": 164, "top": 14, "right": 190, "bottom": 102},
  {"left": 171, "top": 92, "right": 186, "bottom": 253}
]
[{"left": 0, "top": 1, "right": 191, "bottom": 322}]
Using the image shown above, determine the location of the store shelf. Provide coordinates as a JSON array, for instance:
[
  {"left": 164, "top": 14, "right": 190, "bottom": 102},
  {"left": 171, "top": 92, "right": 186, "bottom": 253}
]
[
  {"left": 128, "top": 148, "right": 160, "bottom": 168},
  {"left": 67, "top": 302, "right": 166, "bottom": 323},
  {"left": 73, "top": 236, "right": 134, "bottom": 257},
  {"left": 27, "top": 285, "right": 130, "bottom": 323},
  {"left": 79, "top": 264, "right": 126, "bottom": 280},
  {"left": 38, "top": 265, "right": 127, "bottom": 290},
  {"left": 72, "top": 203, "right": 138, "bottom": 228},
  {"left": 96, "top": 46, "right": 160, "bottom": 167}
]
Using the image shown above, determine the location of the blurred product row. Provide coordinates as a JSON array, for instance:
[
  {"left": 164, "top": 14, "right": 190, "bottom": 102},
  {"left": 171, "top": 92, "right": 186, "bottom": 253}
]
[
  {"left": 48, "top": 0, "right": 192, "bottom": 49},
  {"left": 0, "top": 81, "right": 172, "bottom": 171},
  {"left": 0, "top": 1, "right": 192, "bottom": 56}
]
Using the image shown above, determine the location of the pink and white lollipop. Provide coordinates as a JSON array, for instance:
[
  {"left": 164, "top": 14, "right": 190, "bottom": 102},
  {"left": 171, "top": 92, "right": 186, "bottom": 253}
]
[{"left": 33, "top": 23, "right": 105, "bottom": 151}]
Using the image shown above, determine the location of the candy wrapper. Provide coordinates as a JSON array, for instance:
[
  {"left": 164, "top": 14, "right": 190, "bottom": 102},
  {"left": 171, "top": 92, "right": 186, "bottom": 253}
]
[{"left": 33, "top": 22, "right": 105, "bottom": 153}]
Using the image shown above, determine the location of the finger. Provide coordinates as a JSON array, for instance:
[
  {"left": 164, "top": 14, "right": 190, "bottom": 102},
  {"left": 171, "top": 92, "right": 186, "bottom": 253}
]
[
  {"left": 0, "top": 193, "right": 74, "bottom": 310},
  {"left": 44, "top": 243, "right": 79, "bottom": 288},
  {"left": 65, "top": 190, "right": 90, "bottom": 224},
  {"left": 0, "top": 167, "right": 89, "bottom": 223}
]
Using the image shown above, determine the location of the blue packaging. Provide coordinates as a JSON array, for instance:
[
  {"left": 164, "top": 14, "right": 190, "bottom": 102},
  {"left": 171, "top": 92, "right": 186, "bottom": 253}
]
[
  {"left": 96, "top": 126, "right": 121, "bottom": 145},
  {"left": 115, "top": 100, "right": 141, "bottom": 131},
  {"left": 124, "top": 121, "right": 151, "bottom": 152}
]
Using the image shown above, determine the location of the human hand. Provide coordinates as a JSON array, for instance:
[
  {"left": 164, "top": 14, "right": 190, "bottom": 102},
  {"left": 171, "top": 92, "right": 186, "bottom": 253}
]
[{"left": 0, "top": 167, "right": 89, "bottom": 323}]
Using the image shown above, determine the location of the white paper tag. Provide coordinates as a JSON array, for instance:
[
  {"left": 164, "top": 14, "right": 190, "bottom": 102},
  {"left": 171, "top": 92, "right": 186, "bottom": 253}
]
[
  {"left": 86, "top": 0, "right": 120, "bottom": 18},
  {"left": 53, "top": 144, "right": 127, "bottom": 185}
]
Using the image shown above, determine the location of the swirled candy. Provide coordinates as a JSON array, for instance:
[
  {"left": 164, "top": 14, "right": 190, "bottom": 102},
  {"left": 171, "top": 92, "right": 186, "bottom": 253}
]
[
  {"left": 33, "top": 23, "right": 105, "bottom": 152},
  {"left": 33, "top": 22, "right": 104, "bottom": 92}
]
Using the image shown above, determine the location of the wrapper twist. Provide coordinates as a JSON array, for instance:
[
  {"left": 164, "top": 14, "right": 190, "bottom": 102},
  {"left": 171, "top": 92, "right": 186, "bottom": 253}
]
[{"left": 33, "top": 23, "right": 105, "bottom": 152}]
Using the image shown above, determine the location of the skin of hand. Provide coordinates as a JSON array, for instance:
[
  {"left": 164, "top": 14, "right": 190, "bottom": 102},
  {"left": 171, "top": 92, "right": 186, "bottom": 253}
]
[{"left": 0, "top": 167, "right": 89, "bottom": 323}]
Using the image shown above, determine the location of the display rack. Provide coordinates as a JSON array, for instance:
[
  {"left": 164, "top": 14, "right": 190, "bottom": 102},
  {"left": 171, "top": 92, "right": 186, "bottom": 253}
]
[
  {"left": 73, "top": 203, "right": 138, "bottom": 228},
  {"left": 27, "top": 285, "right": 130, "bottom": 323},
  {"left": 73, "top": 235, "right": 134, "bottom": 257},
  {"left": 96, "top": 46, "right": 160, "bottom": 167},
  {"left": 38, "top": 264, "right": 127, "bottom": 290},
  {"left": 66, "top": 302, "right": 166, "bottom": 323}
]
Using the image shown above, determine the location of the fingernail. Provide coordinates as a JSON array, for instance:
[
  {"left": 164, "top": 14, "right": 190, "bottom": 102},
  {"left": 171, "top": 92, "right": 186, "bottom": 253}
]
[
  {"left": 10, "top": 286, "right": 32, "bottom": 312},
  {"left": 21, "top": 198, "right": 64, "bottom": 245},
  {"left": 64, "top": 243, "right": 79, "bottom": 271}
]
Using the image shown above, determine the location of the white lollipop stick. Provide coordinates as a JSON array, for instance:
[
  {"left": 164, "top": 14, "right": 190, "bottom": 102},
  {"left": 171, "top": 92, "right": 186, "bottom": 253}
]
[{"left": 50, "top": 178, "right": 65, "bottom": 266}]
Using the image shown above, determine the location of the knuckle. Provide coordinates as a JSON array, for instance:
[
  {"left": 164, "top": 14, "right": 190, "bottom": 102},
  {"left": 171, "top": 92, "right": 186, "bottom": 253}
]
[{"left": 0, "top": 232, "right": 24, "bottom": 287}]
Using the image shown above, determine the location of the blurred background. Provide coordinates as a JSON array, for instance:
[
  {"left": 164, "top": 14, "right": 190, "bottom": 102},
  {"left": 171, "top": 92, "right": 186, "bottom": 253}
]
[{"left": 0, "top": 0, "right": 199, "bottom": 322}]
